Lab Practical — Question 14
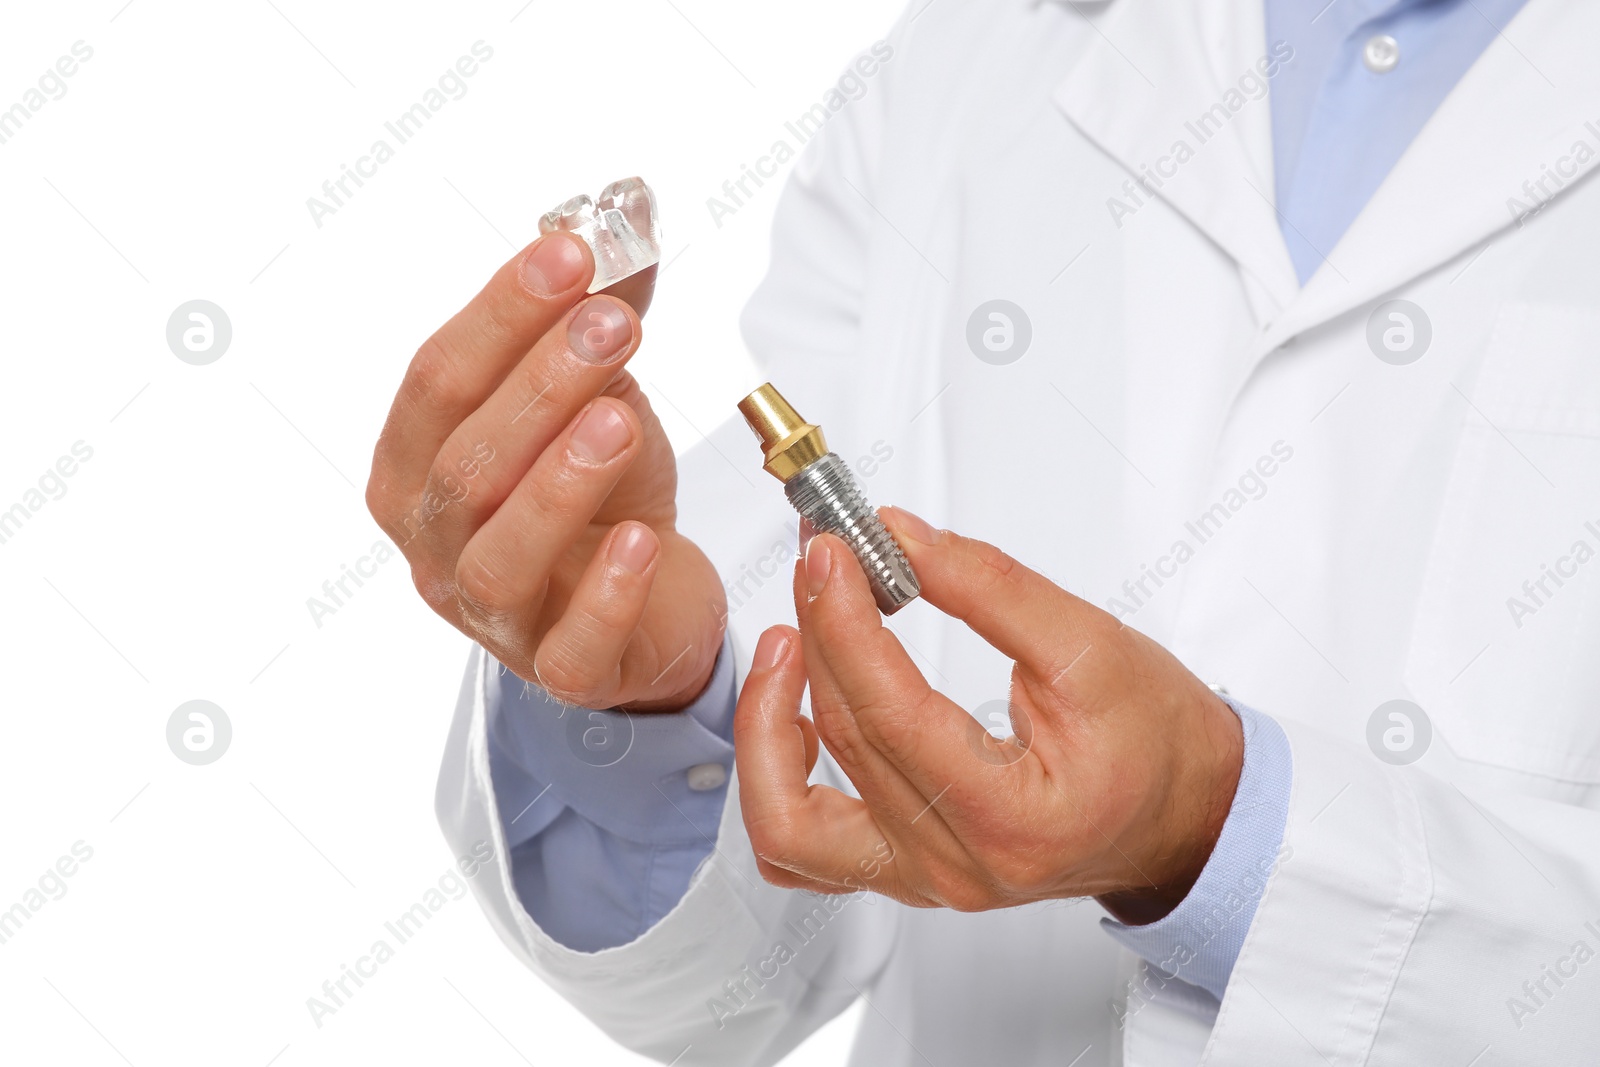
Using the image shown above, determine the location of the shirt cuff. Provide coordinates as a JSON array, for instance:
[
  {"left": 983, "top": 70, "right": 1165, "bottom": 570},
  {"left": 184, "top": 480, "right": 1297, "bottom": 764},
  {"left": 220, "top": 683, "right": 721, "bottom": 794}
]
[
  {"left": 486, "top": 634, "right": 737, "bottom": 848},
  {"left": 1098, "top": 697, "right": 1293, "bottom": 1001}
]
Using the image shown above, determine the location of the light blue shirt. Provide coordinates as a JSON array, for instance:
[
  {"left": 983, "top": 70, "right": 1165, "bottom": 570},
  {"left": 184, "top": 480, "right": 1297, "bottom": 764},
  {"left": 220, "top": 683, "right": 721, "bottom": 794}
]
[
  {"left": 1268, "top": 0, "right": 1531, "bottom": 283},
  {"left": 487, "top": 637, "right": 737, "bottom": 953},
  {"left": 1099, "top": 698, "right": 1290, "bottom": 1000},
  {"left": 483, "top": 0, "right": 1524, "bottom": 998}
]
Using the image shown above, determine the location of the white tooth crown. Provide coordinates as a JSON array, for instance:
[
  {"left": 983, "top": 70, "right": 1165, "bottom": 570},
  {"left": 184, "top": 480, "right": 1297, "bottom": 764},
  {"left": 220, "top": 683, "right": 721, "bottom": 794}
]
[{"left": 539, "top": 177, "right": 661, "bottom": 293}]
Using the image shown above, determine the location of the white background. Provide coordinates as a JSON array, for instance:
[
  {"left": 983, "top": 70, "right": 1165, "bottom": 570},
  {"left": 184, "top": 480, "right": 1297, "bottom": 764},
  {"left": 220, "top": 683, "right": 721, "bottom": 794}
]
[{"left": 0, "top": 1, "right": 903, "bottom": 1063}]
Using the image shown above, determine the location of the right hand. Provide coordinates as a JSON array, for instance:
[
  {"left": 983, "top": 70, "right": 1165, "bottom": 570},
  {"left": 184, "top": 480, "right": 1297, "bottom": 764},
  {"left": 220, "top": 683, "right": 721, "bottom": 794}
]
[{"left": 366, "top": 231, "right": 726, "bottom": 712}]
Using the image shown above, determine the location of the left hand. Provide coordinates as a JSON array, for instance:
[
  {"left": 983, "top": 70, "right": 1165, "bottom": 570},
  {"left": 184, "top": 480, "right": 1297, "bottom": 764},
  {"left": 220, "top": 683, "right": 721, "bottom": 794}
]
[{"left": 734, "top": 507, "right": 1245, "bottom": 924}]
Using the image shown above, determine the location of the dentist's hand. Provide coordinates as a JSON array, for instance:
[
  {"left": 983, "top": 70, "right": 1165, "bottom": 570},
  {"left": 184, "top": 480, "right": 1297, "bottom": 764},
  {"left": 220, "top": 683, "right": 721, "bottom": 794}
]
[
  {"left": 735, "top": 509, "right": 1244, "bottom": 923},
  {"left": 367, "top": 232, "right": 725, "bottom": 712}
]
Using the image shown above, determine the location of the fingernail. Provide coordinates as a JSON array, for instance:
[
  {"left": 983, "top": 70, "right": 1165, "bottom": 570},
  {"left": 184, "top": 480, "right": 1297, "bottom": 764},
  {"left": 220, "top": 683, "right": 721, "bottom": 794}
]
[
  {"left": 520, "top": 233, "right": 586, "bottom": 296},
  {"left": 887, "top": 505, "right": 940, "bottom": 545},
  {"left": 805, "top": 536, "right": 832, "bottom": 596},
  {"left": 796, "top": 517, "right": 818, "bottom": 555},
  {"left": 569, "top": 296, "right": 633, "bottom": 363},
  {"left": 752, "top": 629, "right": 791, "bottom": 671},
  {"left": 570, "top": 402, "right": 632, "bottom": 463},
  {"left": 610, "top": 523, "right": 657, "bottom": 575}
]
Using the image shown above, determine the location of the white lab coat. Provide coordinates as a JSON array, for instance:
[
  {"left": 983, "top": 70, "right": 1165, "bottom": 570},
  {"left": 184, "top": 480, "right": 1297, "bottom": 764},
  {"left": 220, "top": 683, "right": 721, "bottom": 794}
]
[{"left": 437, "top": 0, "right": 1600, "bottom": 1062}]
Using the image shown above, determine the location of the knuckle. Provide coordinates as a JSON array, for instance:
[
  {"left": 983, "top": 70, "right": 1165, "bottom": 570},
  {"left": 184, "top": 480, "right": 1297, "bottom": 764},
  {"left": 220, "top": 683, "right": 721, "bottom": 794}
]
[
  {"left": 516, "top": 482, "right": 569, "bottom": 538},
  {"left": 855, "top": 702, "right": 919, "bottom": 767},
  {"left": 390, "top": 493, "right": 441, "bottom": 548},
  {"left": 566, "top": 601, "right": 630, "bottom": 654},
  {"left": 531, "top": 451, "right": 589, "bottom": 511},
  {"left": 925, "top": 869, "right": 992, "bottom": 913},
  {"left": 531, "top": 639, "right": 607, "bottom": 706},
  {"left": 814, "top": 710, "right": 873, "bottom": 773},
  {"left": 989, "top": 857, "right": 1051, "bottom": 898},
  {"left": 453, "top": 549, "right": 518, "bottom": 617},
  {"left": 744, "top": 813, "right": 796, "bottom": 867},
  {"left": 473, "top": 288, "right": 524, "bottom": 352},
  {"left": 756, "top": 859, "right": 807, "bottom": 891},
  {"left": 967, "top": 539, "right": 1019, "bottom": 593},
  {"left": 403, "top": 336, "right": 473, "bottom": 422},
  {"left": 409, "top": 560, "right": 458, "bottom": 615},
  {"left": 364, "top": 475, "right": 395, "bottom": 530},
  {"left": 425, "top": 445, "right": 500, "bottom": 526},
  {"left": 508, "top": 362, "right": 571, "bottom": 433},
  {"left": 422, "top": 452, "right": 468, "bottom": 509}
]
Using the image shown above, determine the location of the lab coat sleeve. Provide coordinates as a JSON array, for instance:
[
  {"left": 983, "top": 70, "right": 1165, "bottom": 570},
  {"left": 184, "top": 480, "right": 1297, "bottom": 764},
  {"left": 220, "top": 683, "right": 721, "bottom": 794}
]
[
  {"left": 1203, "top": 720, "right": 1600, "bottom": 1064},
  {"left": 434, "top": 30, "right": 909, "bottom": 1066},
  {"left": 437, "top": 636, "right": 898, "bottom": 1066}
]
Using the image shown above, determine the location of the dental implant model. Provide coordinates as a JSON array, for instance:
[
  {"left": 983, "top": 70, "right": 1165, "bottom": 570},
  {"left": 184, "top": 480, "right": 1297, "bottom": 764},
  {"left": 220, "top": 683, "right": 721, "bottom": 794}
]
[
  {"left": 737, "top": 384, "right": 921, "bottom": 615},
  {"left": 540, "top": 177, "right": 661, "bottom": 292}
]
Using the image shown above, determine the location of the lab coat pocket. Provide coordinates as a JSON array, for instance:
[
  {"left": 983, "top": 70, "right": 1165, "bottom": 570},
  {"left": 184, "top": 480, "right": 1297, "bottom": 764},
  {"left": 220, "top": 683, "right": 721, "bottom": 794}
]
[{"left": 1405, "top": 302, "right": 1600, "bottom": 783}]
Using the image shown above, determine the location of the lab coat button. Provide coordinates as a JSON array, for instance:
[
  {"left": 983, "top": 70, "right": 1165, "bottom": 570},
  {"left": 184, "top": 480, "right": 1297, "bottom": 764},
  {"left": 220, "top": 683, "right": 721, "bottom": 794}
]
[
  {"left": 1363, "top": 35, "right": 1400, "bottom": 74},
  {"left": 687, "top": 763, "right": 727, "bottom": 791}
]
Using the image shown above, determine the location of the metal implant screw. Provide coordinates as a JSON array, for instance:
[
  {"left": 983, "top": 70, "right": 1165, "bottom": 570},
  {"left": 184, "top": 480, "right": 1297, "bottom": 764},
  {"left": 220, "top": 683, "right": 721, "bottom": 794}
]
[
  {"left": 785, "top": 453, "right": 921, "bottom": 613},
  {"left": 737, "top": 384, "right": 921, "bottom": 615}
]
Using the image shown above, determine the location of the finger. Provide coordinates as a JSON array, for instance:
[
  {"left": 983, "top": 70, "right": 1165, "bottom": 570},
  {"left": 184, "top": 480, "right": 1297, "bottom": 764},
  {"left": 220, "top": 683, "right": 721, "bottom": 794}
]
[
  {"left": 452, "top": 396, "right": 641, "bottom": 626},
  {"left": 735, "top": 627, "right": 909, "bottom": 897},
  {"left": 799, "top": 707, "right": 820, "bottom": 778},
  {"left": 520, "top": 521, "right": 658, "bottom": 708},
  {"left": 598, "top": 262, "right": 657, "bottom": 317},
  {"left": 881, "top": 506, "right": 1097, "bottom": 678},
  {"left": 406, "top": 294, "right": 642, "bottom": 558},
  {"left": 792, "top": 539, "right": 977, "bottom": 880},
  {"left": 790, "top": 544, "right": 904, "bottom": 799},
  {"left": 752, "top": 856, "right": 860, "bottom": 895},
  {"left": 777, "top": 559, "right": 819, "bottom": 767},
  {"left": 370, "top": 232, "right": 593, "bottom": 509},
  {"left": 802, "top": 533, "right": 998, "bottom": 803},
  {"left": 735, "top": 627, "right": 813, "bottom": 826}
]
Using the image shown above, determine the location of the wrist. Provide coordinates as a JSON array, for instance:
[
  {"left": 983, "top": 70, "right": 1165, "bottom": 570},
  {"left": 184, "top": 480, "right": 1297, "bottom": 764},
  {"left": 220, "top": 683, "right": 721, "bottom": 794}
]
[{"left": 1097, "top": 688, "right": 1244, "bottom": 924}]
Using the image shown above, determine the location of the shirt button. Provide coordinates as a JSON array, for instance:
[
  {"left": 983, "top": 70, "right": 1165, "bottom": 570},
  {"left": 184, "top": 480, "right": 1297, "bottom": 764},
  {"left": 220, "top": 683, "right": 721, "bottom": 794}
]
[
  {"left": 687, "top": 763, "right": 727, "bottom": 791},
  {"left": 1363, "top": 34, "right": 1400, "bottom": 74}
]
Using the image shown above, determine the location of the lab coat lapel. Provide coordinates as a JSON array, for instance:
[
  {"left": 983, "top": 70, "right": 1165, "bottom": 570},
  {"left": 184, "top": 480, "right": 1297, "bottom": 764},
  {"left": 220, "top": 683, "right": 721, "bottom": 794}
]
[
  {"left": 1256, "top": 0, "right": 1600, "bottom": 355},
  {"left": 1053, "top": 0, "right": 1301, "bottom": 314}
]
